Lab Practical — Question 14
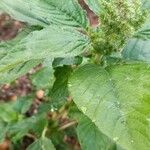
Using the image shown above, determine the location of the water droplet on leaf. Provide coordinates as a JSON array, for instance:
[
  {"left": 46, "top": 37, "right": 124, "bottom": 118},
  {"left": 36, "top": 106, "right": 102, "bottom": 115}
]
[
  {"left": 50, "top": 105, "right": 57, "bottom": 112},
  {"left": 131, "top": 140, "right": 134, "bottom": 143},
  {"left": 68, "top": 82, "right": 72, "bottom": 87},
  {"left": 92, "top": 119, "right": 96, "bottom": 123},
  {"left": 146, "top": 117, "right": 150, "bottom": 122},
  {"left": 113, "top": 137, "right": 119, "bottom": 142},
  {"left": 81, "top": 106, "right": 87, "bottom": 113}
]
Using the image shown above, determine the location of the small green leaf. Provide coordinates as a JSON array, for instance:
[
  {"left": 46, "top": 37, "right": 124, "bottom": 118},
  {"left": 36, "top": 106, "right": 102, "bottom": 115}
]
[
  {"left": 31, "top": 67, "right": 55, "bottom": 90},
  {"left": 0, "top": 0, "right": 88, "bottom": 28},
  {"left": 122, "top": 38, "right": 150, "bottom": 63},
  {"left": 142, "top": 0, "right": 150, "bottom": 11},
  {"left": 50, "top": 66, "right": 72, "bottom": 108},
  {"left": 27, "top": 137, "right": 55, "bottom": 150},
  {"left": 134, "top": 17, "right": 150, "bottom": 40},
  {"left": 0, "top": 103, "right": 18, "bottom": 122},
  {"left": 52, "top": 56, "right": 82, "bottom": 68},
  {"left": 84, "top": 0, "right": 101, "bottom": 15},
  {"left": 69, "top": 63, "right": 150, "bottom": 150},
  {"left": 9, "top": 114, "right": 47, "bottom": 141},
  {"left": 13, "top": 96, "right": 34, "bottom": 114},
  {"left": 0, "top": 120, "right": 7, "bottom": 143},
  {"left": 123, "top": 15, "right": 150, "bottom": 63}
]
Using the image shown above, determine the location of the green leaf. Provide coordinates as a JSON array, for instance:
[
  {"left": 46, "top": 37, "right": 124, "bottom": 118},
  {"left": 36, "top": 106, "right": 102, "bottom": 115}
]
[
  {"left": 50, "top": 66, "right": 72, "bottom": 108},
  {"left": 9, "top": 114, "right": 47, "bottom": 141},
  {"left": 0, "top": 26, "right": 90, "bottom": 72},
  {"left": 27, "top": 137, "right": 55, "bottom": 150},
  {"left": 39, "top": 66, "right": 72, "bottom": 113},
  {"left": 123, "top": 15, "right": 150, "bottom": 63},
  {"left": 13, "top": 96, "right": 34, "bottom": 114},
  {"left": 77, "top": 116, "right": 122, "bottom": 150},
  {"left": 0, "top": 103, "right": 18, "bottom": 122},
  {"left": 0, "top": 26, "right": 90, "bottom": 84},
  {"left": 69, "top": 104, "right": 123, "bottom": 150},
  {"left": 134, "top": 17, "right": 150, "bottom": 40},
  {"left": 69, "top": 63, "right": 150, "bottom": 150},
  {"left": 50, "top": 131, "right": 69, "bottom": 150},
  {"left": 0, "top": 27, "right": 42, "bottom": 84},
  {"left": 122, "top": 38, "right": 150, "bottom": 63},
  {"left": 142, "top": 0, "right": 150, "bottom": 11},
  {"left": 52, "top": 56, "right": 82, "bottom": 68},
  {"left": 84, "top": 0, "right": 101, "bottom": 15},
  {"left": 31, "top": 67, "right": 55, "bottom": 90},
  {"left": 0, "top": 120, "right": 7, "bottom": 143},
  {"left": 0, "top": 26, "right": 42, "bottom": 54},
  {"left": 0, "top": 26, "right": 37, "bottom": 46},
  {"left": 0, "top": 60, "right": 41, "bottom": 84},
  {"left": 0, "top": 0, "right": 88, "bottom": 28}
]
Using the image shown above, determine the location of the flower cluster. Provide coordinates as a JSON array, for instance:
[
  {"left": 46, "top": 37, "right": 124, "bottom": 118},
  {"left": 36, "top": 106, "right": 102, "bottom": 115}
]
[{"left": 90, "top": 0, "right": 147, "bottom": 55}]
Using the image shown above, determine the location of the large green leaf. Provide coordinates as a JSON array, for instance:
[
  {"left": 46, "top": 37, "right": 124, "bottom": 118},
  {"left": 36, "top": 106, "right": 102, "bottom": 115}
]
[
  {"left": 0, "top": 26, "right": 90, "bottom": 83},
  {"left": 69, "top": 63, "right": 150, "bottom": 150},
  {"left": 0, "top": 0, "right": 88, "bottom": 28},
  {"left": 27, "top": 137, "right": 55, "bottom": 150},
  {"left": 0, "top": 26, "right": 90, "bottom": 71}
]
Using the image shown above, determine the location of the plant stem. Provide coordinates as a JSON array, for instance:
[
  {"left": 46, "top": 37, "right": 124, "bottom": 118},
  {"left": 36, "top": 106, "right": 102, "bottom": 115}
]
[
  {"left": 26, "top": 133, "right": 37, "bottom": 140},
  {"left": 58, "top": 121, "right": 77, "bottom": 131},
  {"left": 94, "top": 53, "right": 103, "bottom": 64},
  {"left": 42, "top": 126, "right": 47, "bottom": 138}
]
